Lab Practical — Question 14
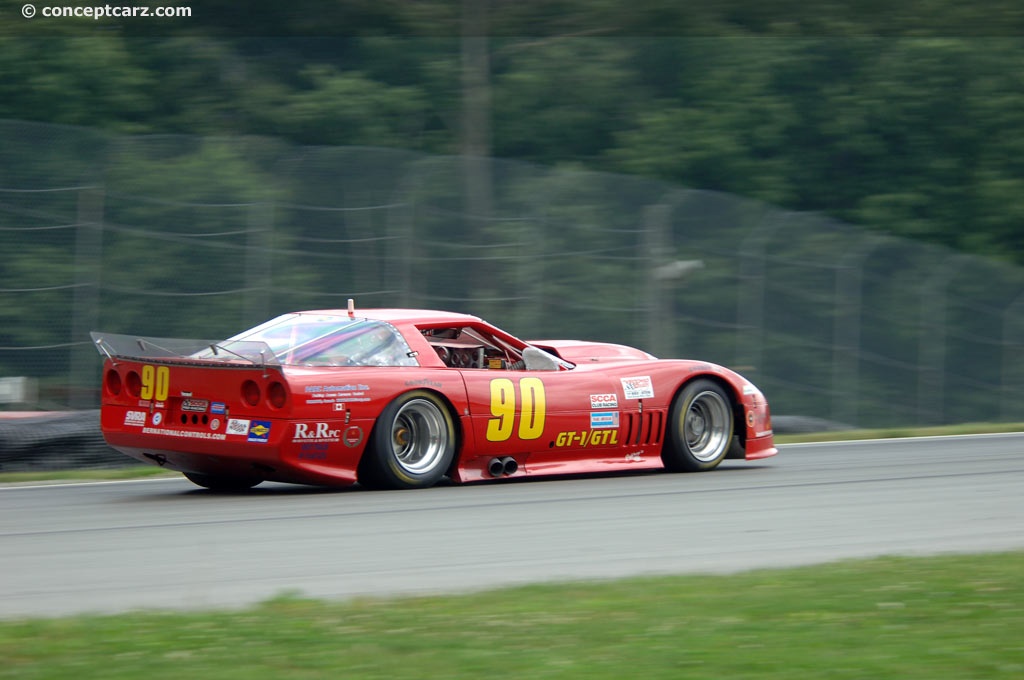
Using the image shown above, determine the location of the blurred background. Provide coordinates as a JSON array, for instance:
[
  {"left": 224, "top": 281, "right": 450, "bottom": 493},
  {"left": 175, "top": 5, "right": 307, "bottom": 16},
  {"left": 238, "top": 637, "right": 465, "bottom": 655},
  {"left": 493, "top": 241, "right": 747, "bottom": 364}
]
[{"left": 3, "top": 0, "right": 1024, "bottom": 430}]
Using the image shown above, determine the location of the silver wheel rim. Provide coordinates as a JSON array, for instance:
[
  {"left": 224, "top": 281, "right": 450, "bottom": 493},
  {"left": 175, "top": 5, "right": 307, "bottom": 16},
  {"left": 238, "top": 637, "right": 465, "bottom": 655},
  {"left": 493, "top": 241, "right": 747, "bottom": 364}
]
[
  {"left": 684, "top": 390, "right": 731, "bottom": 462},
  {"left": 390, "top": 399, "right": 449, "bottom": 475}
]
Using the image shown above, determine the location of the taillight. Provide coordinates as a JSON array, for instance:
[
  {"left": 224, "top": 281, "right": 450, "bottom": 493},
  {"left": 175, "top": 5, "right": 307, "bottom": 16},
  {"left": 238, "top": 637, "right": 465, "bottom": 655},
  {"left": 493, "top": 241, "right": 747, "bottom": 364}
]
[
  {"left": 125, "top": 371, "right": 142, "bottom": 397},
  {"left": 105, "top": 369, "right": 122, "bottom": 396},
  {"left": 241, "top": 380, "right": 261, "bottom": 406},
  {"left": 268, "top": 381, "right": 287, "bottom": 409}
]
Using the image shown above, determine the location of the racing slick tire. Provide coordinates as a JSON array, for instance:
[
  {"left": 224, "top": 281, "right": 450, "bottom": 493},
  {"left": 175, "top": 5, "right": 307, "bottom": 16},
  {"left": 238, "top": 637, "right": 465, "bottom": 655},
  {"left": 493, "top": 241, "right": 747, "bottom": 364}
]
[
  {"left": 183, "top": 472, "right": 263, "bottom": 491},
  {"left": 663, "top": 379, "right": 734, "bottom": 472},
  {"left": 359, "top": 390, "right": 456, "bottom": 490}
]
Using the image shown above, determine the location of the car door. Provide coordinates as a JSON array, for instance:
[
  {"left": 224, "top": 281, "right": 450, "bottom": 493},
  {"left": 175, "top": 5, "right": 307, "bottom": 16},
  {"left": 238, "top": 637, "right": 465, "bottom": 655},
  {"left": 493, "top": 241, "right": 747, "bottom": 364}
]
[{"left": 457, "top": 366, "right": 625, "bottom": 473}]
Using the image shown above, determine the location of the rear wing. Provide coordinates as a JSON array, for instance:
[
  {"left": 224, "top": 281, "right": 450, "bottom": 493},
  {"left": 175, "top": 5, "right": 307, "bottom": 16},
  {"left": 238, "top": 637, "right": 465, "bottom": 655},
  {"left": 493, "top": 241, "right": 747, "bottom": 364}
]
[{"left": 90, "top": 331, "right": 280, "bottom": 368}]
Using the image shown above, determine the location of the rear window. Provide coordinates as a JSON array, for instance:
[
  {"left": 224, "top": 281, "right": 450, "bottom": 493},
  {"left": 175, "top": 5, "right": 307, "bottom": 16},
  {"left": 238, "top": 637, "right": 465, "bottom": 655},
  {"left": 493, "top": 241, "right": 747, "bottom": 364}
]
[{"left": 216, "top": 314, "right": 418, "bottom": 367}]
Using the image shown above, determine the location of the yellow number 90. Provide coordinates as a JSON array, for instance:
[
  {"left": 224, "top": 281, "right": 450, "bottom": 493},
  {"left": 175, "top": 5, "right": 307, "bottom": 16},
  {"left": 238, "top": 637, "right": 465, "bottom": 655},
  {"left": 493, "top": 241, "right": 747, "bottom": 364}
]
[
  {"left": 140, "top": 365, "right": 170, "bottom": 402},
  {"left": 486, "top": 377, "right": 546, "bottom": 442}
]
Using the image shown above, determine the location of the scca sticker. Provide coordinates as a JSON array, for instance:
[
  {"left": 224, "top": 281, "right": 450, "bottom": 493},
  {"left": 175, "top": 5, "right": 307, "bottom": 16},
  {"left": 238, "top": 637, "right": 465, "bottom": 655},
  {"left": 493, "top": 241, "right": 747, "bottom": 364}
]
[
  {"left": 248, "top": 420, "right": 271, "bottom": 443},
  {"left": 590, "top": 393, "right": 618, "bottom": 409}
]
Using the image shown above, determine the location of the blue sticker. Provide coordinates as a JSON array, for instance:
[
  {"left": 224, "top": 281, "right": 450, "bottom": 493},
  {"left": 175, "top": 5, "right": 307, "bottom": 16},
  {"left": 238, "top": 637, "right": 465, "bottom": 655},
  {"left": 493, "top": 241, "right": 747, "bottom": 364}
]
[
  {"left": 248, "top": 420, "right": 271, "bottom": 443},
  {"left": 591, "top": 411, "right": 620, "bottom": 429},
  {"left": 211, "top": 402, "right": 227, "bottom": 415}
]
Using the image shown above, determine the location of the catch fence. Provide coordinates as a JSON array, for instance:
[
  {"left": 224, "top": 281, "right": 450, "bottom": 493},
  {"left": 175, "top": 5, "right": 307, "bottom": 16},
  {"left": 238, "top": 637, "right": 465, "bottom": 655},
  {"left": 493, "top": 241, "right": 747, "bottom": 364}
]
[{"left": 2, "top": 119, "right": 1023, "bottom": 428}]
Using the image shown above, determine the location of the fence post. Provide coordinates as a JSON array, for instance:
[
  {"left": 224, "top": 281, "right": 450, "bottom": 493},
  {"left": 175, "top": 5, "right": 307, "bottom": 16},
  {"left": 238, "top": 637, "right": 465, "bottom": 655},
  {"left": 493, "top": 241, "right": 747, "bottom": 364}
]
[
  {"left": 832, "top": 236, "right": 887, "bottom": 428},
  {"left": 917, "top": 254, "right": 968, "bottom": 425},
  {"left": 69, "top": 187, "right": 104, "bottom": 408},
  {"left": 1001, "top": 289, "right": 1024, "bottom": 422},
  {"left": 644, "top": 203, "right": 672, "bottom": 358},
  {"left": 736, "top": 210, "right": 781, "bottom": 378},
  {"left": 245, "top": 202, "right": 271, "bottom": 327}
]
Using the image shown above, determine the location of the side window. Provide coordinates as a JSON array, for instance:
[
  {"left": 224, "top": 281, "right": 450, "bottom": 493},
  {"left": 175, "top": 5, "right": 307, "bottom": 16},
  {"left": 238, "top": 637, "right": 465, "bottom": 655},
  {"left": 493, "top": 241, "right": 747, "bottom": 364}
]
[
  {"left": 421, "top": 326, "right": 525, "bottom": 370},
  {"left": 303, "top": 322, "right": 418, "bottom": 367}
]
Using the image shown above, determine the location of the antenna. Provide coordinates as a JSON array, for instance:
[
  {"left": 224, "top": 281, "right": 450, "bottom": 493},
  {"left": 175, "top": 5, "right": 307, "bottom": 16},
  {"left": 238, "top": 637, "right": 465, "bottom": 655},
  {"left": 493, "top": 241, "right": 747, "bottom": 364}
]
[{"left": 347, "top": 298, "right": 355, "bottom": 319}]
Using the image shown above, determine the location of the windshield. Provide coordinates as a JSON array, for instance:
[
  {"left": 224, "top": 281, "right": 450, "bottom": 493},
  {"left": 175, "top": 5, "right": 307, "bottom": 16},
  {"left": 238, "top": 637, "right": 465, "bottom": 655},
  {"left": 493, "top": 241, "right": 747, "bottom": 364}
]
[{"left": 204, "top": 313, "right": 418, "bottom": 367}]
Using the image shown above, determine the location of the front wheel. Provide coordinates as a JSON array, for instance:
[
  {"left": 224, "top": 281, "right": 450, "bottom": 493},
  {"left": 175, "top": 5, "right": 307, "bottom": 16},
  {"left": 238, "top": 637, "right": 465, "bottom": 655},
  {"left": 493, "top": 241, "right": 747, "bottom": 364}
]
[
  {"left": 663, "top": 379, "right": 734, "bottom": 472},
  {"left": 359, "top": 391, "right": 456, "bottom": 489}
]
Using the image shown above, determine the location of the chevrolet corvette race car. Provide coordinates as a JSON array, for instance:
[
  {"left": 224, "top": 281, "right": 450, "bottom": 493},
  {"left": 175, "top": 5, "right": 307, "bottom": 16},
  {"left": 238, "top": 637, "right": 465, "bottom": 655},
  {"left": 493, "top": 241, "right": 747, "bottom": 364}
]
[{"left": 92, "top": 304, "right": 775, "bottom": 490}]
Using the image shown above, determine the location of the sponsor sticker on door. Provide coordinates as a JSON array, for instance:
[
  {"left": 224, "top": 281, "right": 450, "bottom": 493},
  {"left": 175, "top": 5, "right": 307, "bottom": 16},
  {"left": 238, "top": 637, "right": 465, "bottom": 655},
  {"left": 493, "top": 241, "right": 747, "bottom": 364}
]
[
  {"left": 590, "top": 411, "right": 620, "bottom": 429},
  {"left": 621, "top": 376, "right": 654, "bottom": 399}
]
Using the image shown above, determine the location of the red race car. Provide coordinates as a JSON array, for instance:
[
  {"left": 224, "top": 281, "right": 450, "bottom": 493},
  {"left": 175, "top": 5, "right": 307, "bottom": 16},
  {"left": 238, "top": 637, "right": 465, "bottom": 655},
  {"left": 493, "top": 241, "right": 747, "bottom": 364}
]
[{"left": 92, "top": 304, "right": 775, "bottom": 491}]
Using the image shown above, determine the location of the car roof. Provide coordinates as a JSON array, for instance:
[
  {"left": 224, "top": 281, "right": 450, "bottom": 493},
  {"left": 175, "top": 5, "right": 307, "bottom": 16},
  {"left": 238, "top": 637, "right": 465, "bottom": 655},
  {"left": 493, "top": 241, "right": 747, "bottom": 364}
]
[{"left": 297, "top": 308, "right": 485, "bottom": 326}]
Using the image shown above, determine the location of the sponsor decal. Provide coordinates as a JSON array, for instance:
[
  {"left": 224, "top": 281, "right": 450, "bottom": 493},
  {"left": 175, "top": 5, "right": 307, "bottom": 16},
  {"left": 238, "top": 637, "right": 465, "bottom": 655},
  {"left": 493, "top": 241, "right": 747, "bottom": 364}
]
[
  {"left": 621, "top": 376, "right": 655, "bottom": 399},
  {"left": 211, "top": 402, "right": 227, "bottom": 415},
  {"left": 142, "top": 427, "right": 227, "bottom": 441},
  {"left": 304, "top": 383, "right": 371, "bottom": 405},
  {"left": 210, "top": 418, "right": 221, "bottom": 431},
  {"left": 590, "top": 411, "right": 620, "bottom": 429},
  {"left": 305, "top": 384, "right": 369, "bottom": 393},
  {"left": 181, "top": 399, "right": 209, "bottom": 413},
  {"left": 625, "top": 451, "right": 643, "bottom": 462},
  {"left": 590, "top": 393, "right": 618, "bottom": 409},
  {"left": 124, "top": 410, "right": 146, "bottom": 427},
  {"left": 226, "top": 418, "right": 250, "bottom": 436},
  {"left": 298, "top": 442, "right": 329, "bottom": 460},
  {"left": 333, "top": 402, "right": 346, "bottom": 412},
  {"left": 152, "top": 411, "right": 164, "bottom": 426},
  {"left": 554, "top": 430, "right": 619, "bottom": 447},
  {"left": 405, "top": 378, "right": 442, "bottom": 389},
  {"left": 343, "top": 426, "right": 364, "bottom": 448},
  {"left": 293, "top": 422, "right": 341, "bottom": 443},
  {"left": 248, "top": 420, "right": 271, "bottom": 443}
]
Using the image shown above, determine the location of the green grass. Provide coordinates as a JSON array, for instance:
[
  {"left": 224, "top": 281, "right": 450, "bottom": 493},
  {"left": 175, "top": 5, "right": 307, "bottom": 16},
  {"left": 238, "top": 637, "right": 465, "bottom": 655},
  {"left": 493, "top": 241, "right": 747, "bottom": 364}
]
[
  {"left": 775, "top": 421, "right": 1024, "bottom": 444},
  {"left": 0, "top": 466, "right": 176, "bottom": 484},
  {"left": 1, "top": 553, "right": 1022, "bottom": 679}
]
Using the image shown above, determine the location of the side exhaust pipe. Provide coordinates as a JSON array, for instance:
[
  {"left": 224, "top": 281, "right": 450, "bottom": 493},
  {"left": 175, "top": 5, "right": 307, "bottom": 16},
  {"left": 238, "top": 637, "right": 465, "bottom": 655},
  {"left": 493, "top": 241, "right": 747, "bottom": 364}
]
[
  {"left": 502, "top": 456, "right": 518, "bottom": 476},
  {"left": 488, "top": 456, "right": 520, "bottom": 477}
]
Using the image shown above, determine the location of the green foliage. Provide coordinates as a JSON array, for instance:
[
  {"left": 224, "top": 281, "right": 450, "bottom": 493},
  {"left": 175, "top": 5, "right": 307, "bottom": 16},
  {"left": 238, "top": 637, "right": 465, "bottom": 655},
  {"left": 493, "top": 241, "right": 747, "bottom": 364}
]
[
  {"left": 4, "top": 1, "right": 1024, "bottom": 422},
  {"left": 4, "top": 8, "right": 1024, "bottom": 264}
]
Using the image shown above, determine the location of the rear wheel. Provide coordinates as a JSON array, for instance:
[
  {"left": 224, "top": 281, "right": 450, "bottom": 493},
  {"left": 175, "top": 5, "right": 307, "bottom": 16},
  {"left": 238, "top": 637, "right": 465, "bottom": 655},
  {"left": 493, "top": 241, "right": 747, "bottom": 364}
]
[
  {"left": 663, "top": 379, "right": 734, "bottom": 472},
  {"left": 359, "top": 391, "right": 456, "bottom": 489},
  {"left": 183, "top": 472, "right": 262, "bottom": 491}
]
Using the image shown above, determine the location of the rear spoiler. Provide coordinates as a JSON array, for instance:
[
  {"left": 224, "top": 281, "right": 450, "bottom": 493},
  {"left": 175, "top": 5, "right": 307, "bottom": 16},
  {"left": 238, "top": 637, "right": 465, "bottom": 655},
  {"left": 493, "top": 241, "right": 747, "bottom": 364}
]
[{"left": 90, "top": 331, "right": 280, "bottom": 369}]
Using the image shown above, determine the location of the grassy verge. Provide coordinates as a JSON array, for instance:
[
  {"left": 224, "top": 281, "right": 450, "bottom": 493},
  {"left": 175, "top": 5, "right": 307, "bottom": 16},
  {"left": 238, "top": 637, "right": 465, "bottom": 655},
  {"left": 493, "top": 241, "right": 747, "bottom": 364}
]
[
  {"left": 775, "top": 421, "right": 1024, "bottom": 444},
  {"left": 1, "top": 552, "right": 1021, "bottom": 679},
  {"left": 0, "top": 466, "right": 176, "bottom": 484}
]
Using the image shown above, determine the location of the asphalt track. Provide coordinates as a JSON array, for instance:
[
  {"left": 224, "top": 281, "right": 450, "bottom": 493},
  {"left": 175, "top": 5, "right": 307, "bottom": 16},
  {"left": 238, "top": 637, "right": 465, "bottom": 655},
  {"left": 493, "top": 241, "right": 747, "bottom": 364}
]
[{"left": 1, "top": 434, "right": 1022, "bottom": 619}]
